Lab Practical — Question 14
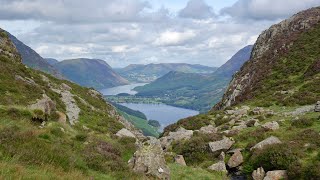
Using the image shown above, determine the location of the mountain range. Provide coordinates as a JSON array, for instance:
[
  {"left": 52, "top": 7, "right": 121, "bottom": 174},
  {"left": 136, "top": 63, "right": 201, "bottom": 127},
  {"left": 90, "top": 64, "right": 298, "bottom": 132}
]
[
  {"left": 134, "top": 45, "right": 253, "bottom": 112},
  {"left": 116, "top": 63, "right": 217, "bottom": 83},
  {"left": 53, "top": 58, "right": 129, "bottom": 89}
]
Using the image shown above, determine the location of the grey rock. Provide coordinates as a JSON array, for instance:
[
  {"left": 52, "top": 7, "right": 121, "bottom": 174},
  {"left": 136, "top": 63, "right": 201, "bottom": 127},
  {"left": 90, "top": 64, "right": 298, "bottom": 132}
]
[
  {"left": 218, "top": 152, "right": 225, "bottom": 161},
  {"left": 29, "top": 94, "right": 56, "bottom": 115},
  {"left": 116, "top": 128, "right": 136, "bottom": 138},
  {"left": 208, "top": 161, "right": 227, "bottom": 172},
  {"left": 251, "top": 136, "right": 282, "bottom": 151},
  {"left": 160, "top": 127, "right": 193, "bottom": 149},
  {"left": 199, "top": 125, "right": 217, "bottom": 134},
  {"left": 129, "top": 137, "right": 170, "bottom": 179},
  {"left": 252, "top": 167, "right": 265, "bottom": 180},
  {"left": 227, "top": 149, "right": 243, "bottom": 168},
  {"left": 174, "top": 155, "right": 186, "bottom": 166},
  {"left": 264, "top": 170, "right": 288, "bottom": 180},
  {"left": 209, "top": 137, "right": 235, "bottom": 153},
  {"left": 315, "top": 101, "right": 320, "bottom": 112},
  {"left": 262, "top": 121, "right": 279, "bottom": 131},
  {"left": 15, "top": 75, "right": 37, "bottom": 86}
]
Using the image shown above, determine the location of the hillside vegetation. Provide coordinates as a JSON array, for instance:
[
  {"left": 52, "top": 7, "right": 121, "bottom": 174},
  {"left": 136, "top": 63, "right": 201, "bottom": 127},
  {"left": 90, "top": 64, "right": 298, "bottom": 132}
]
[
  {"left": 0, "top": 29, "right": 143, "bottom": 179},
  {"left": 160, "top": 7, "right": 320, "bottom": 180}
]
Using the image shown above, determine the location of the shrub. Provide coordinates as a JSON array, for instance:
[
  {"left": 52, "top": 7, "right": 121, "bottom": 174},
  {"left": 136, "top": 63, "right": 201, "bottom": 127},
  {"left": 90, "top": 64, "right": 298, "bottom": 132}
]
[
  {"left": 291, "top": 118, "right": 314, "bottom": 128},
  {"left": 248, "top": 144, "right": 298, "bottom": 172},
  {"left": 171, "top": 133, "right": 221, "bottom": 165},
  {"left": 75, "top": 134, "right": 87, "bottom": 142}
]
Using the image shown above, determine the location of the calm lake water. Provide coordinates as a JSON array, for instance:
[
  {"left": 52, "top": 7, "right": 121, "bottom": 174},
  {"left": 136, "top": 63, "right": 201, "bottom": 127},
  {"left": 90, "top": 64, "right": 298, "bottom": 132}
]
[
  {"left": 120, "top": 103, "right": 199, "bottom": 131},
  {"left": 100, "top": 83, "right": 147, "bottom": 95},
  {"left": 100, "top": 84, "right": 199, "bottom": 131}
]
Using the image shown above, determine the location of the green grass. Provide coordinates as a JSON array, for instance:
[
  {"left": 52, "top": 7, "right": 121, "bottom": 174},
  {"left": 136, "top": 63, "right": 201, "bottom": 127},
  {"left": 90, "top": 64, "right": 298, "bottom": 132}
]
[{"left": 169, "top": 163, "right": 227, "bottom": 180}]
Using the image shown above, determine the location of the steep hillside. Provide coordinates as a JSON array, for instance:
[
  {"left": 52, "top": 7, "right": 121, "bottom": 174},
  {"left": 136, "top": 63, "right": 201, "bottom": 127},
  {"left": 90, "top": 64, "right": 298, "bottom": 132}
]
[
  {"left": 134, "top": 45, "right": 253, "bottom": 112},
  {"left": 161, "top": 7, "right": 320, "bottom": 180},
  {"left": 7, "top": 32, "right": 63, "bottom": 78},
  {"left": 54, "top": 58, "right": 129, "bottom": 89},
  {"left": 117, "top": 63, "right": 217, "bottom": 82},
  {"left": 0, "top": 29, "right": 147, "bottom": 179},
  {"left": 215, "top": 7, "right": 320, "bottom": 109},
  {"left": 45, "top": 58, "right": 59, "bottom": 65}
]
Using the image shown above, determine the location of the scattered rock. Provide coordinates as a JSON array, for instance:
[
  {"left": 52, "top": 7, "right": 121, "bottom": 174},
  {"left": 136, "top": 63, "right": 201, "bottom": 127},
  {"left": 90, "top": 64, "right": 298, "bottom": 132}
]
[
  {"left": 315, "top": 101, "right": 320, "bottom": 112},
  {"left": 15, "top": 75, "right": 37, "bottom": 86},
  {"left": 209, "top": 136, "right": 235, "bottom": 153},
  {"left": 252, "top": 107, "right": 265, "bottom": 115},
  {"left": 225, "top": 106, "right": 250, "bottom": 116},
  {"left": 160, "top": 127, "right": 193, "bottom": 149},
  {"left": 208, "top": 161, "right": 227, "bottom": 172},
  {"left": 29, "top": 94, "right": 56, "bottom": 115},
  {"left": 199, "top": 125, "right": 217, "bottom": 134},
  {"left": 227, "top": 149, "right": 243, "bottom": 168},
  {"left": 227, "top": 148, "right": 243, "bottom": 154},
  {"left": 251, "top": 136, "right": 282, "bottom": 151},
  {"left": 60, "top": 83, "right": 72, "bottom": 91},
  {"left": 88, "top": 89, "right": 102, "bottom": 99},
  {"left": 174, "top": 155, "right": 186, "bottom": 166},
  {"left": 262, "top": 121, "right": 279, "bottom": 131},
  {"left": 60, "top": 90, "right": 80, "bottom": 125},
  {"left": 218, "top": 152, "right": 225, "bottom": 161},
  {"left": 252, "top": 167, "right": 265, "bottom": 180},
  {"left": 287, "top": 105, "right": 314, "bottom": 116},
  {"left": 129, "top": 137, "right": 170, "bottom": 179},
  {"left": 264, "top": 170, "right": 288, "bottom": 180},
  {"left": 116, "top": 128, "right": 136, "bottom": 138}
]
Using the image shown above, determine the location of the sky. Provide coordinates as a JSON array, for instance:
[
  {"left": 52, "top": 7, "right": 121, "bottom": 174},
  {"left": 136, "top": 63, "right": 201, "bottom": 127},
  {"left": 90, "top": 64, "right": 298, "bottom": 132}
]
[{"left": 0, "top": 0, "right": 320, "bottom": 68}]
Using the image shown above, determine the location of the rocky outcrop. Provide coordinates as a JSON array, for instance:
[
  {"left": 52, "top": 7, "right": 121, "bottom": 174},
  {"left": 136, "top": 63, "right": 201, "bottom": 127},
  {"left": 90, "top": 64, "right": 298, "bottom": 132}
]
[
  {"left": 160, "top": 127, "right": 193, "bottom": 150},
  {"left": 264, "top": 170, "right": 288, "bottom": 180},
  {"left": 227, "top": 149, "right": 243, "bottom": 168},
  {"left": 215, "top": 7, "right": 320, "bottom": 109},
  {"left": 208, "top": 161, "right": 227, "bottom": 172},
  {"left": 252, "top": 167, "right": 265, "bottom": 180},
  {"left": 209, "top": 136, "right": 235, "bottom": 153},
  {"left": 251, "top": 136, "right": 282, "bottom": 151},
  {"left": 199, "top": 125, "right": 217, "bottom": 134},
  {"left": 129, "top": 137, "right": 170, "bottom": 179},
  {"left": 174, "top": 155, "right": 187, "bottom": 166},
  {"left": 262, "top": 121, "right": 279, "bottom": 131},
  {"left": 15, "top": 75, "right": 37, "bottom": 86},
  {"left": 116, "top": 128, "right": 136, "bottom": 138},
  {"left": 315, "top": 101, "right": 320, "bottom": 112},
  {"left": 29, "top": 94, "right": 56, "bottom": 115}
]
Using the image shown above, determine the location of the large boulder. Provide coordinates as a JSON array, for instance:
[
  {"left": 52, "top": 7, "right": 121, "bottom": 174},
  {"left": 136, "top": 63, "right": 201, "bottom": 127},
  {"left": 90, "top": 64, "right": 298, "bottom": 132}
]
[
  {"left": 160, "top": 127, "right": 193, "bottom": 149},
  {"left": 116, "top": 128, "right": 136, "bottom": 138},
  {"left": 129, "top": 137, "right": 170, "bottom": 179},
  {"left": 208, "top": 161, "right": 227, "bottom": 172},
  {"left": 209, "top": 137, "right": 235, "bottom": 153},
  {"left": 29, "top": 94, "right": 56, "bottom": 115},
  {"left": 174, "top": 155, "right": 187, "bottom": 166},
  {"left": 252, "top": 167, "right": 265, "bottom": 180},
  {"left": 315, "top": 101, "right": 320, "bottom": 112},
  {"left": 264, "top": 170, "right": 288, "bottom": 180},
  {"left": 250, "top": 136, "right": 282, "bottom": 151},
  {"left": 262, "top": 121, "right": 279, "bottom": 131},
  {"left": 227, "top": 149, "right": 243, "bottom": 168},
  {"left": 199, "top": 125, "right": 217, "bottom": 134}
]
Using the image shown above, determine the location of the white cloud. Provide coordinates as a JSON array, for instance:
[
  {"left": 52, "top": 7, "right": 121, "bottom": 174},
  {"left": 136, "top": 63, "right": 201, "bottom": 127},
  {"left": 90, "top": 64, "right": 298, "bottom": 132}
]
[
  {"left": 222, "top": 0, "right": 320, "bottom": 20},
  {"left": 154, "top": 30, "right": 196, "bottom": 46}
]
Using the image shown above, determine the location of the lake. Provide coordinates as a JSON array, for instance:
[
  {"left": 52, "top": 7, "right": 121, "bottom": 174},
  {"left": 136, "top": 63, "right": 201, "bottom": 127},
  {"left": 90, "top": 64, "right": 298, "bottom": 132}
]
[
  {"left": 120, "top": 103, "right": 199, "bottom": 131},
  {"left": 100, "top": 83, "right": 199, "bottom": 131},
  {"left": 100, "top": 83, "right": 147, "bottom": 95}
]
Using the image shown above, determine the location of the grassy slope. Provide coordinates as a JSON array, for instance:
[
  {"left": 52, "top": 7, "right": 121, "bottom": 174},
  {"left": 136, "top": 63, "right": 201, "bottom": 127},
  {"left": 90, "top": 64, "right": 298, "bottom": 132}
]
[
  {"left": 117, "top": 110, "right": 159, "bottom": 137},
  {"left": 162, "top": 14, "right": 320, "bottom": 180},
  {"left": 0, "top": 31, "right": 142, "bottom": 179},
  {"left": 135, "top": 71, "right": 229, "bottom": 112}
]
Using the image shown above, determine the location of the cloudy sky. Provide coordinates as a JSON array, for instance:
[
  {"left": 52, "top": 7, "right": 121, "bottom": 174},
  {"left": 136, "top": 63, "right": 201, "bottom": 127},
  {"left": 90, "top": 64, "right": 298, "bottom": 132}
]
[{"left": 1, "top": 0, "right": 320, "bottom": 67}]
